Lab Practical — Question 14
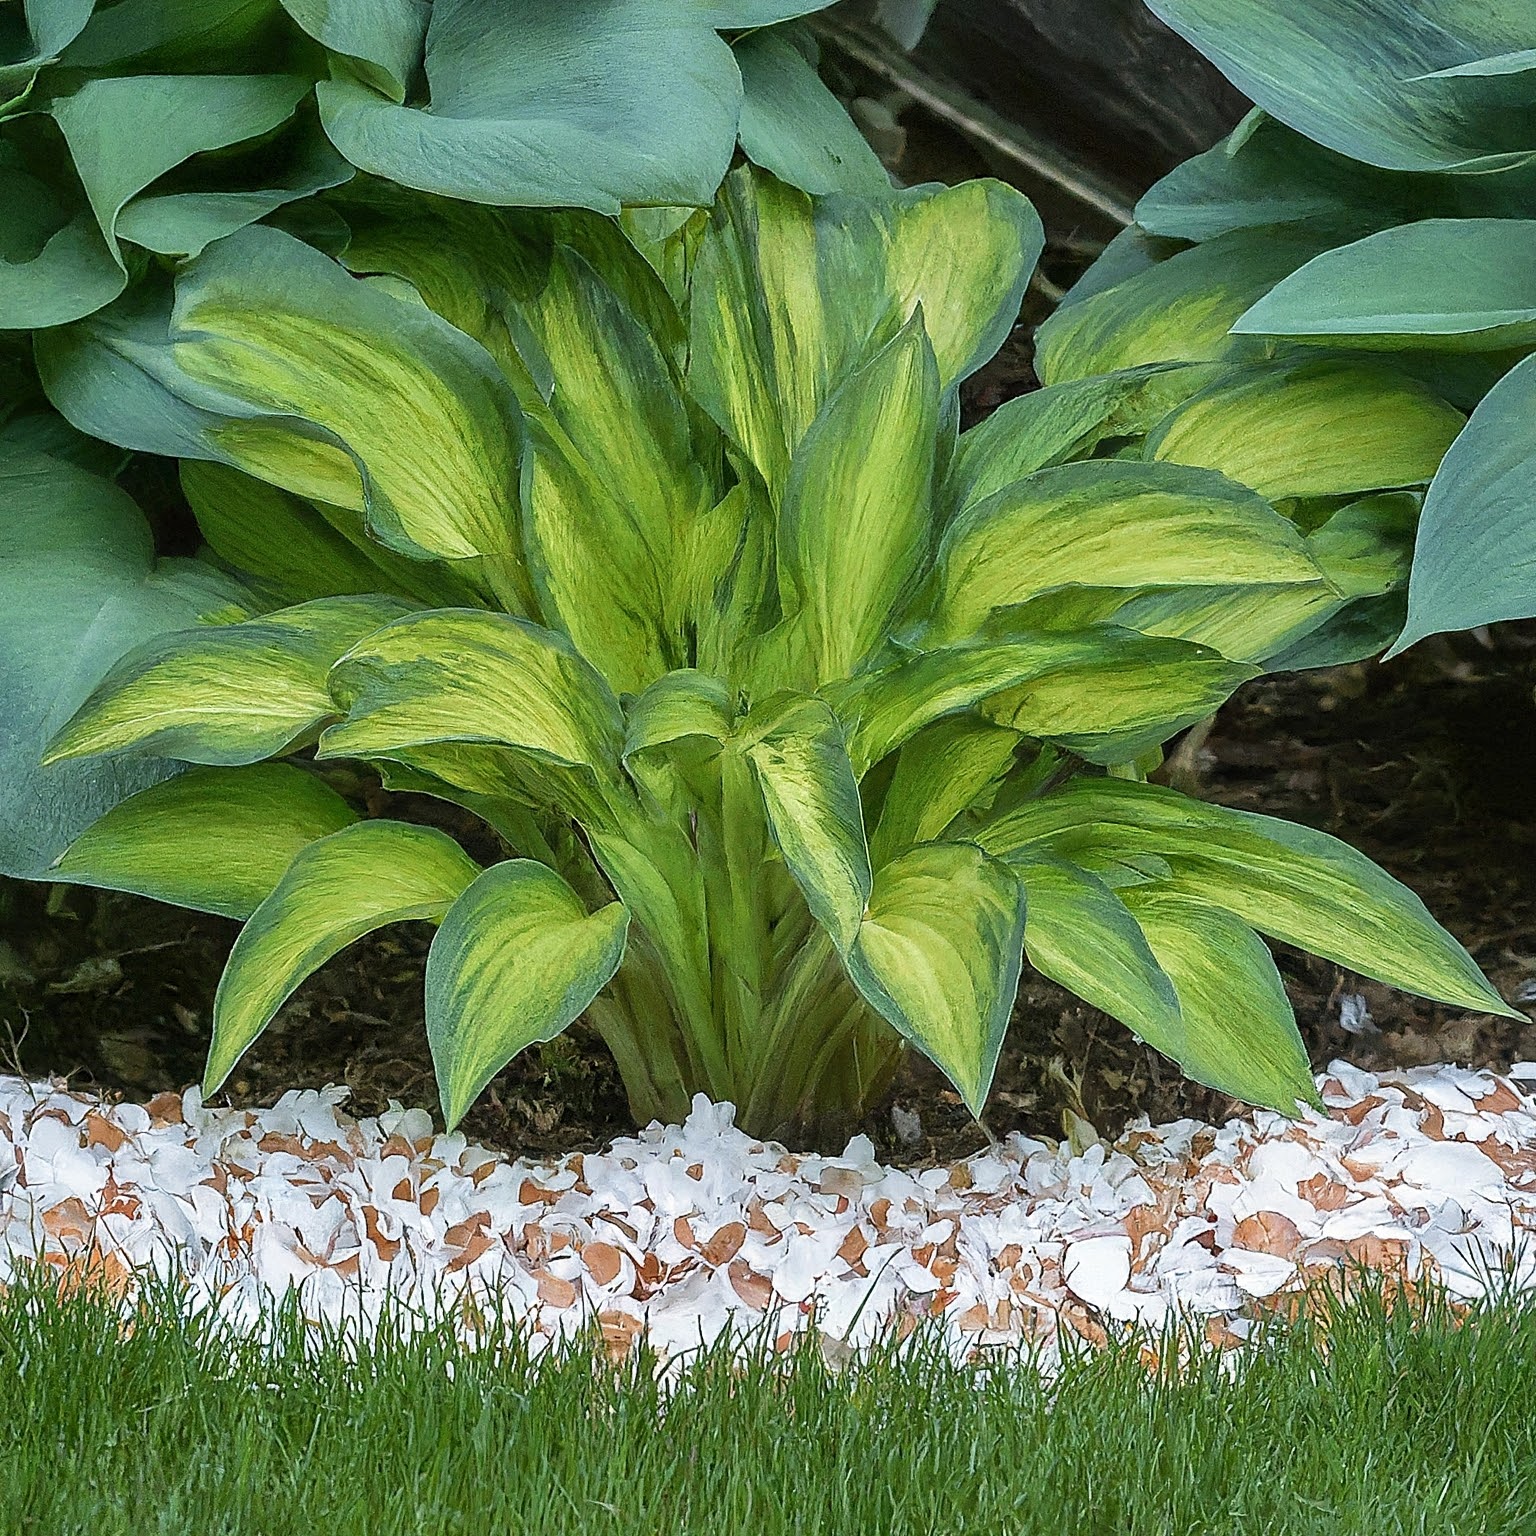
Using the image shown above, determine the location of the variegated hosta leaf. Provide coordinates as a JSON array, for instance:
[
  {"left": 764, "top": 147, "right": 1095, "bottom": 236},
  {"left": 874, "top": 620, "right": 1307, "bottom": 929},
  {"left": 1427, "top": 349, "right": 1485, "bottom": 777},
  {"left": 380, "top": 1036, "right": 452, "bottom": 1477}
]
[
  {"left": 514, "top": 245, "right": 711, "bottom": 693},
  {"left": 206, "top": 821, "right": 481, "bottom": 1094},
  {"left": 1144, "top": 359, "right": 1464, "bottom": 500},
  {"left": 1115, "top": 887, "right": 1321, "bottom": 1114},
  {"left": 778, "top": 315, "right": 940, "bottom": 684},
  {"left": 334, "top": 189, "right": 553, "bottom": 395},
  {"left": 623, "top": 670, "right": 736, "bottom": 762},
  {"left": 180, "top": 460, "right": 479, "bottom": 610},
  {"left": 46, "top": 595, "right": 413, "bottom": 767},
  {"left": 830, "top": 625, "right": 1257, "bottom": 776},
  {"left": 741, "top": 693, "right": 872, "bottom": 954},
  {"left": 426, "top": 860, "right": 630, "bottom": 1130},
  {"left": 1034, "top": 227, "right": 1333, "bottom": 385},
  {"left": 51, "top": 763, "right": 357, "bottom": 919},
  {"left": 845, "top": 842, "right": 1027, "bottom": 1117},
  {"left": 688, "top": 164, "right": 1041, "bottom": 498},
  {"left": 976, "top": 778, "right": 1518, "bottom": 1019},
  {"left": 824, "top": 178, "right": 1045, "bottom": 398},
  {"left": 944, "top": 363, "right": 1214, "bottom": 520},
  {"left": 1067, "top": 496, "right": 1414, "bottom": 670},
  {"left": 869, "top": 716, "right": 1022, "bottom": 866},
  {"left": 928, "top": 460, "right": 1322, "bottom": 644},
  {"left": 320, "top": 608, "right": 624, "bottom": 784},
  {"left": 169, "top": 224, "right": 535, "bottom": 611},
  {"left": 1010, "top": 854, "right": 1184, "bottom": 1058},
  {"left": 688, "top": 168, "right": 837, "bottom": 499}
]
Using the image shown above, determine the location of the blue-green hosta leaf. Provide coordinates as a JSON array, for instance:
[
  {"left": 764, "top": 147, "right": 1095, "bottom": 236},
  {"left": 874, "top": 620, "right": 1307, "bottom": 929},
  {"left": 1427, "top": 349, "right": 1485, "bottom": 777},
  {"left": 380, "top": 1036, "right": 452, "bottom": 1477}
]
[
  {"left": 52, "top": 763, "right": 357, "bottom": 919},
  {"left": 45, "top": 595, "right": 414, "bottom": 768},
  {"left": 1392, "top": 351, "right": 1536, "bottom": 649},
  {"left": 778, "top": 315, "right": 940, "bottom": 684},
  {"left": 1235, "top": 220, "right": 1536, "bottom": 352},
  {"left": 426, "top": 860, "right": 630, "bottom": 1129},
  {"left": 830, "top": 626, "right": 1256, "bottom": 776},
  {"left": 0, "top": 446, "right": 254, "bottom": 878},
  {"left": 321, "top": 608, "right": 625, "bottom": 780},
  {"left": 0, "top": 125, "right": 129, "bottom": 330},
  {"left": 170, "top": 225, "right": 534, "bottom": 610},
  {"left": 59, "top": 0, "right": 287, "bottom": 70},
  {"left": 735, "top": 29, "right": 889, "bottom": 196},
  {"left": 692, "top": 2, "right": 835, "bottom": 20},
  {"left": 741, "top": 693, "right": 871, "bottom": 954},
  {"left": 845, "top": 842, "right": 1026, "bottom": 1117},
  {"left": 205, "top": 820, "right": 479, "bottom": 1094},
  {"left": 1144, "top": 359, "right": 1464, "bottom": 500},
  {"left": 1, "top": 0, "right": 93, "bottom": 108},
  {"left": 112, "top": 118, "right": 354, "bottom": 259},
  {"left": 315, "top": 0, "right": 741, "bottom": 213},
  {"left": 1145, "top": 0, "right": 1536, "bottom": 173},
  {"left": 278, "top": 0, "right": 428, "bottom": 101},
  {"left": 976, "top": 778, "right": 1518, "bottom": 1019},
  {"left": 514, "top": 245, "right": 710, "bottom": 694},
  {"left": 944, "top": 364, "right": 1213, "bottom": 519},
  {"left": 1037, "top": 227, "right": 1331, "bottom": 385},
  {"left": 0, "top": 72, "right": 312, "bottom": 328},
  {"left": 1116, "top": 888, "right": 1320, "bottom": 1114},
  {"left": 929, "top": 460, "right": 1321, "bottom": 644},
  {"left": 1010, "top": 854, "right": 1184, "bottom": 1059},
  {"left": 1133, "top": 116, "right": 1436, "bottom": 245},
  {"left": 869, "top": 716, "right": 1021, "bottom": 866}
]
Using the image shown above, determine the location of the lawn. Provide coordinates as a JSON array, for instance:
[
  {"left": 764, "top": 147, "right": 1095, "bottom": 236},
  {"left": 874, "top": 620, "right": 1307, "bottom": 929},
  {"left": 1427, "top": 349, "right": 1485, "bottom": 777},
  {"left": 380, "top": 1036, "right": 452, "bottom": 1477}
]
[{"left": 3, "top": 1272, "right": 1532, "bottom": 1536}]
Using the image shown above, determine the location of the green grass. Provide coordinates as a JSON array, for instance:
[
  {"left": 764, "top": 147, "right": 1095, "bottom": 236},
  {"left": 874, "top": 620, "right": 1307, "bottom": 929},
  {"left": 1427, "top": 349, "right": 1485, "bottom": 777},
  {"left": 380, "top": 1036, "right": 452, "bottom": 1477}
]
[{"left": 3, "top": 1269, "right": 1534, "bottom": 1536}]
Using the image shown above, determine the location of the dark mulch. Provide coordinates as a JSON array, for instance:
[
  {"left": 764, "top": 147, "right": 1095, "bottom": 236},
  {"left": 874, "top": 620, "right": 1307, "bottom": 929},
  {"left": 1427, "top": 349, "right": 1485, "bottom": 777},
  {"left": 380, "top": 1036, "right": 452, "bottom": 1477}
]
[{"left": 5, "top": 622, "right": 1532, "bottom": 1163}]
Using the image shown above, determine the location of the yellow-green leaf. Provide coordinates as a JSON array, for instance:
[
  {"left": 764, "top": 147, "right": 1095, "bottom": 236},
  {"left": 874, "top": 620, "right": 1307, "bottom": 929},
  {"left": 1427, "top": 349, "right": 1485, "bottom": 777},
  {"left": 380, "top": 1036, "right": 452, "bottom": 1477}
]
[
  {"left": 1035, "top": 227, "right": 1330, "bottom": 385},
  {"left": 1117, "top": 887, "right": 1320, "bottom": 1114},
  {"left": 930, "top": 460, "right": 1321, "bottom": 644},
  {"left": 1011, "top": 854, "right": 1183, "bottom": 1053},
  {"left": 46, "top": 595, "right": 412, "bottom": 767},
  {"left": 426, "top": 860, "right": 629, "bottom": 1129},
  {"left": 778, "top": 315, "right": 940, "bottom": 683},
  {"left": 321, "top": 608, "right": 624, "bottom": 778},
  {"left": 869, "top": 716, "right": 1021, "bottom": 866},
  {"left": 51, "top": 763, "right": 356, "bottom": 918},
  {"left": 171, "top": 224, "right": 533, "bottom": 611},
  {"left": 831, "top": 625, "right": 1256, "bottom": 775},
  {"left": 978, "top": 778, "right": 1519, "bottom": 1020},
  {"left": 845, "top": 841, "right": 1026, "bottom": 1117},
  {"left": 742, "top": 694, "right": 871, "bottom": 954},
  {"left": 1144, "top": 359, "right": 1463, "bottom": 500},
  {"left": 206, "top": 820, "right": 480, "bottom": 1094}
]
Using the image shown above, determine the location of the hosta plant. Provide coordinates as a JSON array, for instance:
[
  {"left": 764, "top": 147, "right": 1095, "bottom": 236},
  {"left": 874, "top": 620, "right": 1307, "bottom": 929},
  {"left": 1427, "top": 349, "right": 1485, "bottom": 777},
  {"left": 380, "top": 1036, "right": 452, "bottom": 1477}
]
[
  {"left": 13, "top": 166, "right": 1516, "bottom": 1138},
  {"left": 1057, "top": 0, "right": 1536, "bottom": 651}
]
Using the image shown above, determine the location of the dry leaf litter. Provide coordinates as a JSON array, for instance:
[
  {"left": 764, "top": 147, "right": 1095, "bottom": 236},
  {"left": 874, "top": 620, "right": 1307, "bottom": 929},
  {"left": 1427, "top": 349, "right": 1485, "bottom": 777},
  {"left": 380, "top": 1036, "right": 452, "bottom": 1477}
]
[{"left": 4, "top": 1060, "right": 1536, "bottom": 1365}]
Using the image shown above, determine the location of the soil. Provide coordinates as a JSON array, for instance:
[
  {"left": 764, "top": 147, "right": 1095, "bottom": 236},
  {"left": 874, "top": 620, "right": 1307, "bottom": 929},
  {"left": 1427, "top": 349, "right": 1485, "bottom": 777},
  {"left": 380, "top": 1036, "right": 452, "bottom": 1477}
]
[{"left": 5, "top": 620, "right": 1532, "bottom": 1166}]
